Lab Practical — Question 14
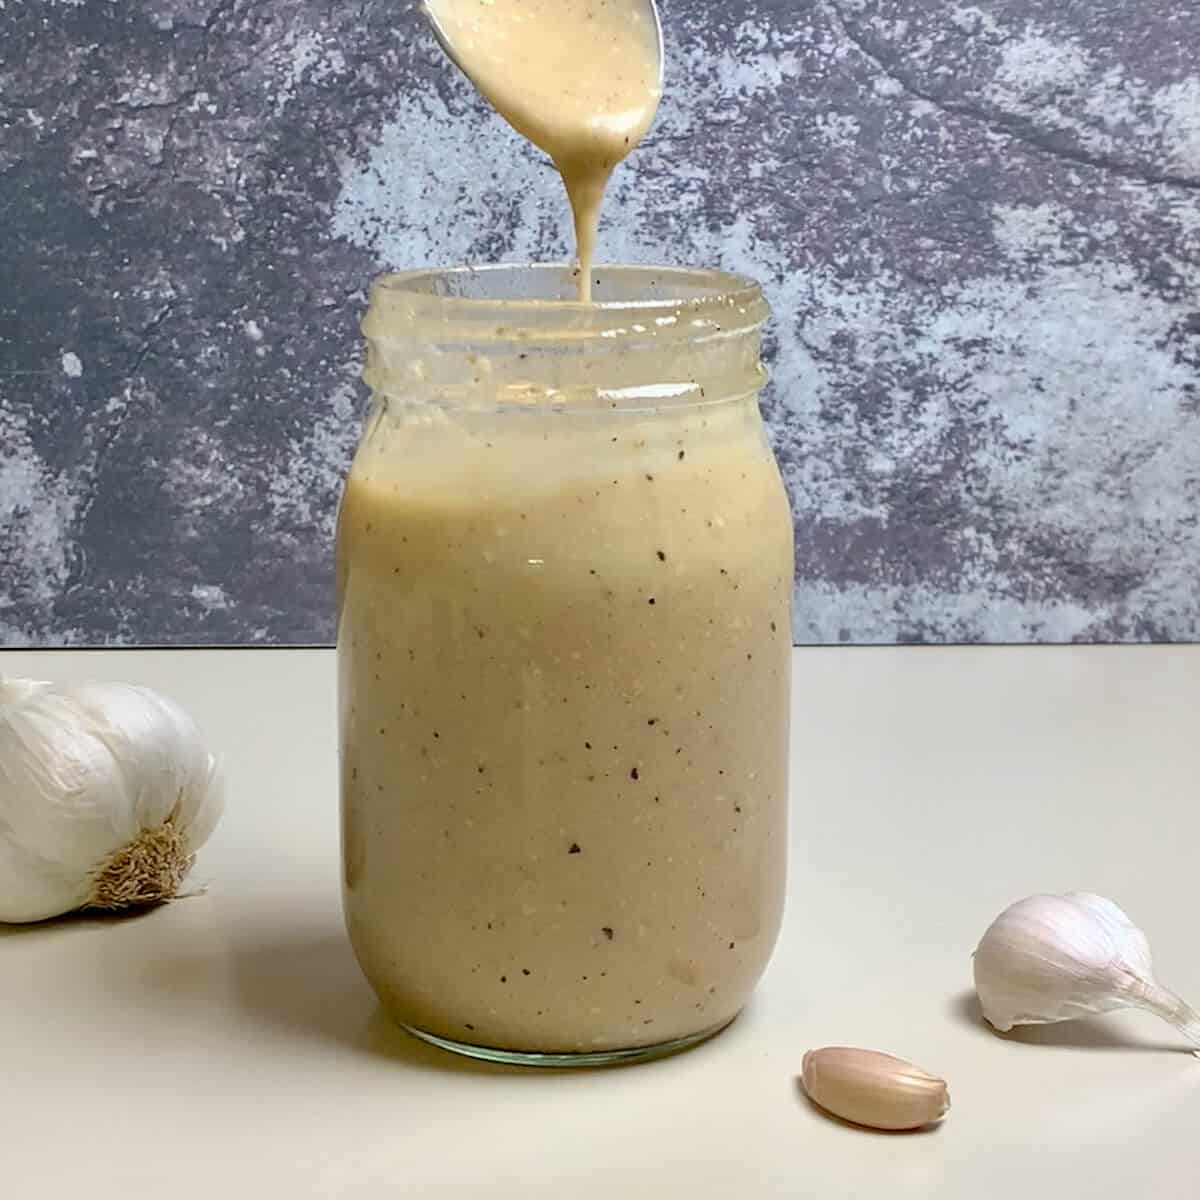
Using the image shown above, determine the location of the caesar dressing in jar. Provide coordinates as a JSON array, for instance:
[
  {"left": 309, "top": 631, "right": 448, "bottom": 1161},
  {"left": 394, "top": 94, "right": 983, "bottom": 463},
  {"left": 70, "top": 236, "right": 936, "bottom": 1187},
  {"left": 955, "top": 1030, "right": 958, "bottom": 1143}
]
[{"left": 337, "top": 265, "right": 793, "bottom": 1065}]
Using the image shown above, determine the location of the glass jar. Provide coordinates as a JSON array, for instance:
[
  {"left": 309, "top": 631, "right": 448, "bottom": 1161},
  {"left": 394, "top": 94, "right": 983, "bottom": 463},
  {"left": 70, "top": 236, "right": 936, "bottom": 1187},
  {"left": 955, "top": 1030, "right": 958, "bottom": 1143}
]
[{"left": 336, "top": 265, "right": 793, "bottom": 1066}]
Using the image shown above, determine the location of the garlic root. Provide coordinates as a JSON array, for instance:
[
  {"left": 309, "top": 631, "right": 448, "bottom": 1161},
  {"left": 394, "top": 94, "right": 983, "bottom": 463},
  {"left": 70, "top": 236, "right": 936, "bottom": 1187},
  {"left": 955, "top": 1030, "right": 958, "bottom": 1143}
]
[{"left": 85, "top": 805, "right": 196, "bottom": 911}]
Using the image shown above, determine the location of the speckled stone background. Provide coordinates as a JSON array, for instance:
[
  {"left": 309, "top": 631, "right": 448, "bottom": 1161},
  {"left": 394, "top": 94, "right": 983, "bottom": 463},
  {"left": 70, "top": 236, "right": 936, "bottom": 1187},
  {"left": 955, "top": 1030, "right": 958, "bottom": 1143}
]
[{"left": 1, "top": 0, "right": 1197, "bottom": 646}]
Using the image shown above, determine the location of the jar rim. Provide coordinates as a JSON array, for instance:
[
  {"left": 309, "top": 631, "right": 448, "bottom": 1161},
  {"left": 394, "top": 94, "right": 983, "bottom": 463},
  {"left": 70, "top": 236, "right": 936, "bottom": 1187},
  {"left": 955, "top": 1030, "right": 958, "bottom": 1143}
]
[
  {"left": 369, "top": 263, "right": 765, "bottom": 322},
  {"left": 362, "top": 264, "right": 769, "bottom": 406}
]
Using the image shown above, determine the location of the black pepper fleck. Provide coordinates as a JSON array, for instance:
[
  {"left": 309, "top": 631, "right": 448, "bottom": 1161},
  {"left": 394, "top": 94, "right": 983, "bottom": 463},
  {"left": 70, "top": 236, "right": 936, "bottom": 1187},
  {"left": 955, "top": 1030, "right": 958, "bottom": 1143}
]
[
  {"left": 465, "top": 1023, "right": 475, "bottom": 1031},
  {"left": 647, "top": 597, "right": 656, "bottom": 606},
  {"left": 569, "top": 842, "right": 581, "bottom": 854},
  {"left": 630, "top": 767, "right": 639, "bottom": 781},
  {"left": 500, "top": 975, "right": 507, "bottom": 983},
  {"left": 522, "top": 968, "right": 531, "bottom": 976},
  {"left": 656, "top": 550, "right": 666, "bottom": 562},
  {"left": 678, "top": 450, "right": 686, "bottom": 460},
  {"left": 601, "top": 927, "right": 614, "bottom": 940}
]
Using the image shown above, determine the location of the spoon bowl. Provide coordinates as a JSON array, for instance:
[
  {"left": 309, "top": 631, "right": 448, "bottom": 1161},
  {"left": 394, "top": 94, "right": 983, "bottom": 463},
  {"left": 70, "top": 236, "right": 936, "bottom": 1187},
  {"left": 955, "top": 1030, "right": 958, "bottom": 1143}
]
[{"left": 421, "top": 0, "right": 665, "bottom": 97}]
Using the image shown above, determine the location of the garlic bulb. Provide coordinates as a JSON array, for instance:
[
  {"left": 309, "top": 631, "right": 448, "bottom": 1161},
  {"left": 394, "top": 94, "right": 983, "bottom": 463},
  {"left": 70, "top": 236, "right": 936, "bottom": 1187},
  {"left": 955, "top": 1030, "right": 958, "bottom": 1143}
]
[
  {"left": 0, "top": 677, "right": 223, "bottom": 923},
  {"left": 974, "top": 892, "right": 1200, "bottom": 1047},
  {"left": 801, "top": 1047, "right": 950, "bottom": 1130}
]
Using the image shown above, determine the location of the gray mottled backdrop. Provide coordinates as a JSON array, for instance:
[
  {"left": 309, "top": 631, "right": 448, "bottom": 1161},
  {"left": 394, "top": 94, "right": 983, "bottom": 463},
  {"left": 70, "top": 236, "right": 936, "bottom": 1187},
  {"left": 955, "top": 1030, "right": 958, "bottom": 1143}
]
[{"left": 1, "top": 0, "right": 1197, "bottom": 646}]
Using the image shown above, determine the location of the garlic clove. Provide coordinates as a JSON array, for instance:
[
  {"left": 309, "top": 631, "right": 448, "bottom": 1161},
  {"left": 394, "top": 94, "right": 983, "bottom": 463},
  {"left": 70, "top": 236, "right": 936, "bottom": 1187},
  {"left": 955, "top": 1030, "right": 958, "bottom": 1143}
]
[
  {"left": 974, "top": 892, "right": 1200, "bottom": 1048},
  {"left": 800, "top": 1047, "right": 950, "bottom": 1131},
  {"left": 0, "top": 678, "right": 224, "bottom": 923}
]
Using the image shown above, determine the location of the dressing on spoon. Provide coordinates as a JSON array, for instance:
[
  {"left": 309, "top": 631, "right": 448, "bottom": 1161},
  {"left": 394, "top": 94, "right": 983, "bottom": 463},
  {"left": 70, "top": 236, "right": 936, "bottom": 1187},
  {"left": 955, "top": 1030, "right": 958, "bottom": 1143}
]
[{"left": 425, "top": 0, "right": 663, "bottom": 301}]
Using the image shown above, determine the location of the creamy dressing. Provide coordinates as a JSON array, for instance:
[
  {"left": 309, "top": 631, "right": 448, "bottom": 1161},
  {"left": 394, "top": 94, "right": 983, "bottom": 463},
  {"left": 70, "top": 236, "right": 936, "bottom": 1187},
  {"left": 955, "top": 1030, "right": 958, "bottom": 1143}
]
[
  {"left": 338, "top": 386, "right": 793, "bottom": 1054},
  {"left": 335, "top": 6, "right": 793, "bottom": 1060},
  {"left": 427, "top": 0, "right": 662, "bottom": 300}
]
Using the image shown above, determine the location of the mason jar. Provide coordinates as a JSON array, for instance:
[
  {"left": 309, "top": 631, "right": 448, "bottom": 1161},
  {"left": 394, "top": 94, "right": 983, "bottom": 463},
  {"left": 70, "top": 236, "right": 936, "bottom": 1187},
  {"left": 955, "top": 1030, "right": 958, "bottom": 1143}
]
[{"left": 336, "top": 264, "right": 793, "bottom": 1066}]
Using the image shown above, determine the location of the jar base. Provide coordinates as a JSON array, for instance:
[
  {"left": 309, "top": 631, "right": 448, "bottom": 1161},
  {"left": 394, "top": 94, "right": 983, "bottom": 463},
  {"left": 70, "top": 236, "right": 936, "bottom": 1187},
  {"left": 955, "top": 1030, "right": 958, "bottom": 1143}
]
[{"left": 401, "top": 1014, "right": 739, "bottom": 1068}]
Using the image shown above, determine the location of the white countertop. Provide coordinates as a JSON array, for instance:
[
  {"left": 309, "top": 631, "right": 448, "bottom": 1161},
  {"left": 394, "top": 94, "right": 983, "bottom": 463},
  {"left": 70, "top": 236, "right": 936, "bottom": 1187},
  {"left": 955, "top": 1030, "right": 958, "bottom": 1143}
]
[{"left": 2, "top": 646, "right": 1198, "bottom": 1198}]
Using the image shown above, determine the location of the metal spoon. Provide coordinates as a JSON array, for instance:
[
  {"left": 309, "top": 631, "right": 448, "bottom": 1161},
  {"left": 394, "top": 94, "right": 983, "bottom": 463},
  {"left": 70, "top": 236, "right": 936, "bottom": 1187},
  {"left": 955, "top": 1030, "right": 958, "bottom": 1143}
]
[{"left": 421, "top": 0, "right": 665, "bottom": 96}]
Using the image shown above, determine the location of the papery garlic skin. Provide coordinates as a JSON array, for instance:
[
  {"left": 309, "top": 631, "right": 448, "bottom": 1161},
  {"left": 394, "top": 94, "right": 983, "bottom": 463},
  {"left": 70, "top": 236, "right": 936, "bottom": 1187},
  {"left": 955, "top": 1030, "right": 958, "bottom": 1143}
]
[
  {"left": 974, "top": 892, "right": 1200, "bottom": 1047},
  {"left": 0, "top": 679, "right": 224, "bottom": 923}
]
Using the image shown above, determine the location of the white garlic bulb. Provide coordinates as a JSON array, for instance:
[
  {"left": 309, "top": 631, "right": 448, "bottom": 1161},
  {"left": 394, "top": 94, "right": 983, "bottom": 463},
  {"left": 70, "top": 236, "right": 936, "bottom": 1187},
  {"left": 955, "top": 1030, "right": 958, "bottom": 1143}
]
[
  {"left": 0, "top": 677, "right": 223, "bottom": 923},
  {"left": 974, "top": 892, "right": 1200, "bottom": 1047}
]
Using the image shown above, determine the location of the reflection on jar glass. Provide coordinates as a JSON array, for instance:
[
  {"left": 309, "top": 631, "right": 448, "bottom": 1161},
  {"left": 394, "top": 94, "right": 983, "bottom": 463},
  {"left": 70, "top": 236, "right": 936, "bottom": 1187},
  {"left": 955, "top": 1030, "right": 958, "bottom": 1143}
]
[{"left": 336, "top": 265, "right": 793, "bottom": 1066}]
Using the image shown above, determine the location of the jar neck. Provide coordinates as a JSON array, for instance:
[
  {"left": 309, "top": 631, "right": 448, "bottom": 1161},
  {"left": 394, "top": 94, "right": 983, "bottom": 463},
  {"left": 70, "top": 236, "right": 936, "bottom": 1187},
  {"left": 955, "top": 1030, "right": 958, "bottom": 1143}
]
[{"left": 361, "top": 265, "right": 769, "bottom": 412}]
